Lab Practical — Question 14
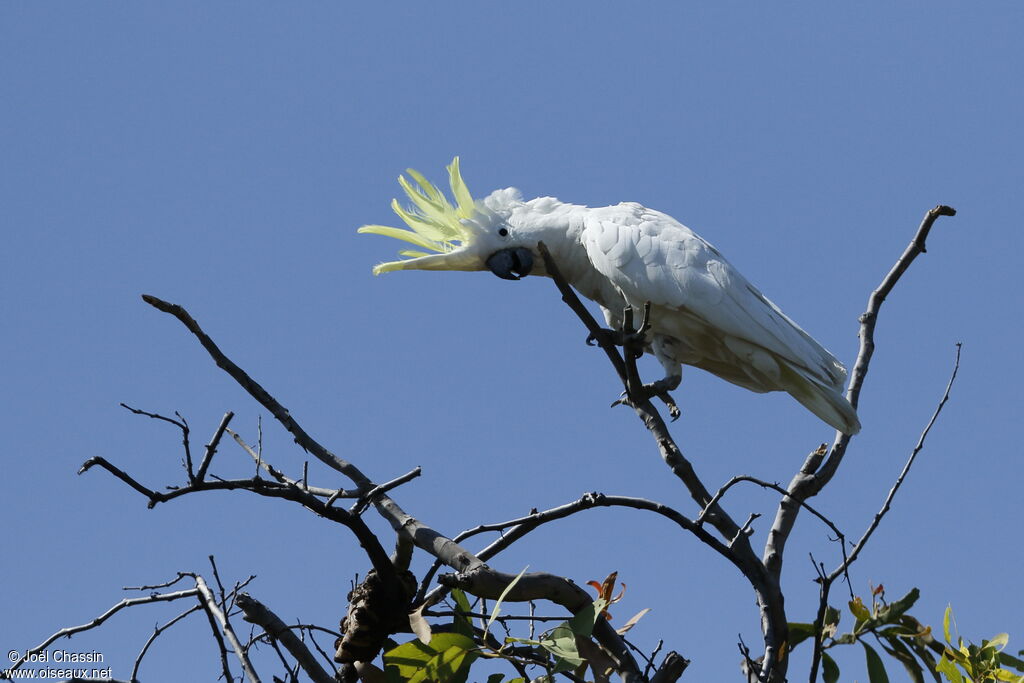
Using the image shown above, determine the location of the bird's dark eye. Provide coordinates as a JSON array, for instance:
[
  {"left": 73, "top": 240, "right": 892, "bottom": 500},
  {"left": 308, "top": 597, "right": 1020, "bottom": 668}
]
[{"left": 498, "top": 228, "right": 509, "bottom": 237}]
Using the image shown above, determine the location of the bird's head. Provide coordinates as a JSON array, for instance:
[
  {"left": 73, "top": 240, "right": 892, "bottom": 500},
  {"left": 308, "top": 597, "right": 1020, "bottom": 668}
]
[{"left": 358, "top": 158, "right": 536, "bottom": 281}]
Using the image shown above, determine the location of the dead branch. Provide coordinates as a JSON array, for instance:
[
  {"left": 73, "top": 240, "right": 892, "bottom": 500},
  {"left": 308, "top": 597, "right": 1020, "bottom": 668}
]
[
  {"left": 832, "top": 342, "right": 961, "bottom": 581},
  {"left": 236, "top": 592, "right": 336, "bottom": 683},
  {"left": 135, "top": 295, "right": 646, "bottom": 679},
  {"left": 4, "top": 586, "right": 199, "bottom": 676},
  {"left": 141, "top": 294, "right": 368, "bottom": 486},
  {"left": 764, "top": 206, "right": 957, "bottom": 581},
  {"left": 196, "top": 575, "right": 261, "bottom": 682},
  {"left": 196, "top": 410, "right": 234, "bottom": 481},
  {"left": 419, "top": 491, "right": 745, "bottom": 607},
  {"left": 807, "top": 343, "right": 963, "bottom": 682},
  {"left": 80, "top": 448, "right": 397, "bottom": 578},
  {"left": 131, "top": 604, "right": 203, "bottom": 681},
  {"left": 119, "top": 403, "right": 195, "bottom": 478}
]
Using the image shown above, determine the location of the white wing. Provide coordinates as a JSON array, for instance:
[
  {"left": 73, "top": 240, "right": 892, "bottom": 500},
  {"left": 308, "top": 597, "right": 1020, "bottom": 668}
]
[{"left": 580, "top": 203, "right": 850, "bottom": 400}]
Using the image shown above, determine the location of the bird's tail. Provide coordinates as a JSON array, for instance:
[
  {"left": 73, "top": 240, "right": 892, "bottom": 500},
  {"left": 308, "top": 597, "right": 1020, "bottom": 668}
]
[{"left": 779, "top": 362, "right": 861, "bottom": 435}]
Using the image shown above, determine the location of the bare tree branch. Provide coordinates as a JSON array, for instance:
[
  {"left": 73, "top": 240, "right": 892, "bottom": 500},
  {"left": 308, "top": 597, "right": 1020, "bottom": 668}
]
[
  {"left": 4, "top": 587, "right": 200, "bottom": 675},
  {"left": 651, "top": 651, "right": 690, "bottom": 683},
  {"left": 419, "top": 491, "right": 747, "bottom": 606},
  {"left": 228, "top": 428, "right": 350, "bottom": 499},
  {"left": 806, "top": 343, "right": 962, "bottom": 683},
  {"left": 830, "top": 342, "right": 961, "bottom": 581},
  {"left": 349, "top": 467, "right": 423, "bottom": 514},
  {"left": 131, "top": 603, "right": 203, "bottom": 681},
  {"left": 196, "top": 575, "right": 261, "bottom": 683},
  {"left": 764, "top": 205, "right": 957, "bottom": 580},
  {"left": 119, "top": 402, "right": 195, "bottom": 478},
  {"left": 141, "top": 294, "right": 369, "bottom": 487},
  {"left": 698, "top": 470, "right": 845, "bottom": 544},
  {"left": 236, "top": 592, "right": 336, "bottom": 683},
  {"left": 196, "top": 410, "right": 234, "bottom": 481}
]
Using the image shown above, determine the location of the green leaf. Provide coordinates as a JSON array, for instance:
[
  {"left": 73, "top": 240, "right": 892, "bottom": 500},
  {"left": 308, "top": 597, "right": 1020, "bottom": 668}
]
[
  {"left": 540, "top": 624, "right": 584, "bottom": 668},
  {"left": 850, "top": 596, "right": 872, "bottom": 626},
  {"left": 384, "top": 640, "right": 435, "bottom": 679},
  {"left": 905, "top": 639, "right": 942, "bottom": 683},
  {"left": 863, "top": 641, "right": 891, "bottom": 683},
  {"left": 882, "top": 635, "right": 925, "bottom": 683},
  {"left": 408, "top": 644, "right": 478, "bottom": 683},
  {"left": 383, "top": 633, "right": 477, "bottom": 682},
  {"left": 877, "top": 588, "right": 921, "bottom": 624},
  {"left": 936, "top": 654, "right": 965, "bottom": 683},
  {"left": 989, "top": 634, "right": 1011, "bottom": 652},
  {"left": 824, "top": 606, "right": 842, "bottom": 629},
  {"left": 486, "top": 675, "right": 505, "bottom": 683},
  {"left": 567, "top": 598, "right": 608, "bottom": 638},
  {"left": 451, "top": 588, "right": 474, "bottom": 638},
  {"left": 999, "top": 650, "right": 1024, "bottom": 673},
  {"left": 787, "top": 622, "right": 817, "bottom": 651},
  {"left": 943, "top": 606, "right": 954, "bottom": 646},
  {"left": 488, "top": 567, "right": 528, "bottom": 633},
  {"left": 822, "top": 652, "right": 840, "bottom": 683}
]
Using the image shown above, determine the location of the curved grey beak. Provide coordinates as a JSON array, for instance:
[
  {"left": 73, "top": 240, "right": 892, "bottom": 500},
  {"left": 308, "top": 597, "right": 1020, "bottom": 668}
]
[{"left": 485, "top": 247, "right": 534, "bottom": 280}]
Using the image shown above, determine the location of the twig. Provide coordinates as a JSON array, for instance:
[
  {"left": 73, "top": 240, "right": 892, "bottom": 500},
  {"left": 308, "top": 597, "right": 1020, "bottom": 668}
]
[
  {"left": 698, "top": 473, "right": 843, "bottom": 543},
  {"left": 806, "top": 343, "right": 961, "bottom": 682},
  {"left": 829, "top": 342, "right": 961, "bottom": 580},
  {"left": 807, "top": 556, "right": 832, "bottom": 683},
  {"left": 208, "top": 556, "right": 230, "bottom": 613},
  {"left": 120, "top": 403, "right": 195, "bottom": 479},
  {"left": 421, "top": 492, "right": 745, "bottom": 609},
  {"left": 229, "top": 429, "right": 347, "bottom": 499},
  {"left": 763, "top": 205, "right": 956, "bottom": 581},
  {"left": 123, "top": 573, "right": 192, "bottom": 591},
  {"left": 196, "top": 575, "right": 262, "bottom": 683},
  {"left": 731, "top": 513, "right": 761, "bottom": 547},
  {"left": 131, "top": 604, "right": 203, "bottom": 681},
  {"left": 235, "top": 592, "right": 335, "bottom": 683},
  {"left": 349, "top": 466, "right": 423, "bottom": 514},
  {"left": 196, "top": 411, "right": 234, "bottom": 481},
  {"left": 5, "top": 587, "right": 200, "bottom": 674},
  {"left": 199, "top": 584, "right": 233, "bottom": 683},
  {"left": 141, "top": 295, "right": 369, "bottom": 487},
  {"left": 139, "top": 295, "right": 401, "bottom": 582}
]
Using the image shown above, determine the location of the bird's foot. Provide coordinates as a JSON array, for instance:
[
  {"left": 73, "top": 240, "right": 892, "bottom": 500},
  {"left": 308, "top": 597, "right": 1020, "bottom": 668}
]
[
  {"left": 586, "top": 327, "right": 647, "bottom": 359},
  {"left": 611, "top": 376, "right": 682, "bottom": 420}
]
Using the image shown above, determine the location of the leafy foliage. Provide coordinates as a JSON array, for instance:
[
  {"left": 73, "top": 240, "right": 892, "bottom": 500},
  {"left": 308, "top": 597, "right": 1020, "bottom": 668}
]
[
  {"left": 936, "top": 606, "right": 1024, "bottom": 683},
  {"left": 789, "top": 587, "right": 1023, "bottom": 683},
  {"left": 382, "top": 571, "right": 651, "bottom": 682}
]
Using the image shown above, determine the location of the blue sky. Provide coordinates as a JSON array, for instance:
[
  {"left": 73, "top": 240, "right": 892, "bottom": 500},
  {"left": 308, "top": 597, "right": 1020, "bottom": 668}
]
[{"left": 2, "top": 4, "right": 1022, "bottom": 681}]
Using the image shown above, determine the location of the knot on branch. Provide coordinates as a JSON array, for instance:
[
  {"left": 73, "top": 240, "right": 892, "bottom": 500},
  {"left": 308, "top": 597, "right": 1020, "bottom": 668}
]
[{"left": 334, "top": 568, "right": 417, "bottom": 664}]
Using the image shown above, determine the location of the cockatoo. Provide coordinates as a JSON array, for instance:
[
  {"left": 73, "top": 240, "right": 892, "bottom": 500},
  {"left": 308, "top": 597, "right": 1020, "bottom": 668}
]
[{"left": 359, "top": 158, "right": 860, "bottom": 435}]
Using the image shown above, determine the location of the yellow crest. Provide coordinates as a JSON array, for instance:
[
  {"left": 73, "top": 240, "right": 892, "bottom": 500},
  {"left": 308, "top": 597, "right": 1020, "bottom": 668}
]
[{"left": 358, "top": 157, "right": 477, "bottom": 275}]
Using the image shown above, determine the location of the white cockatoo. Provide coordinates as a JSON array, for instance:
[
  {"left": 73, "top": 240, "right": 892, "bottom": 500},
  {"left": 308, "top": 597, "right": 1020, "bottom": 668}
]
[{"left": 360, "top": 158, "right": 860, "bottom": 435}]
